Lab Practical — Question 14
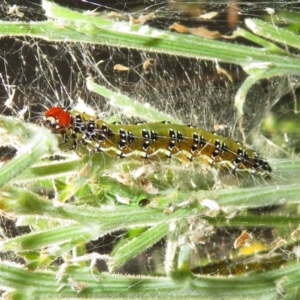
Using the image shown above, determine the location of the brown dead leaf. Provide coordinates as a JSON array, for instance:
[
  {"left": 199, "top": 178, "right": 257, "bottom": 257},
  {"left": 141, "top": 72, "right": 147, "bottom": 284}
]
[
  {"left": 139, "top": 178, "right": 158, "bottom": 194},
  {"left": 234, "top": 230, "right": 252, "bottom": 249},
  {"left": 216, "top": 65, "right": 233, "bottom": 82},
  {"left": 129, "top": 12, "right": 155, "bottom": 25},
  {"left": 199, "top": 11, "right": 218, "bottom": 20},
  {"left": 114, "top": 64, "right": 130, "bottom": 71},
  {"left": 291, "top": 227, "right": 300, "bottom": 240},
  {"left": 169, "top": 23, "right": 190, "bottom": 34},
  {"left": 129, "top": 15, "right": 141, "bottom": 25},
  {"left": 189, "top": 27, "right": 222, "bottom": 39},
  {"left": 139, "top": 12, "right": 155, "bottom": 23},
  {"left": 169, "top": 22, "right": 223, "bottom": 39},
  {"left": 143, "top": 58, "right": 155, "bottom": 72},
  {"left": 166, "top": 2, "right": 203, "bottom": 17},
  {"left": 106, "top": 11, "right": 124, "bottom": 19}
]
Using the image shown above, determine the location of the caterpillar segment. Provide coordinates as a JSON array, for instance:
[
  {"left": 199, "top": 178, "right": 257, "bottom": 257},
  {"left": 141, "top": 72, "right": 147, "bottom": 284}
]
[{"left": 44, "top": 107, "right": 272, "bottom": 177}]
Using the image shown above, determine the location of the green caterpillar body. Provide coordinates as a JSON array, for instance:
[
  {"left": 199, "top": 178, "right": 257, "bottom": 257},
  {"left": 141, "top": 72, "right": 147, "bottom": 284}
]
[{"left": 44, "top": 107, "right": 272, "bottom": 177}]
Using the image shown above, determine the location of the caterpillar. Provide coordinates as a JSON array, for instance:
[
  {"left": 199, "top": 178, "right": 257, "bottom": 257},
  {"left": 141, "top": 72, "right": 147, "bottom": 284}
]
[{"left": 43, "top": 107, "right": 272, "bottom": 177}]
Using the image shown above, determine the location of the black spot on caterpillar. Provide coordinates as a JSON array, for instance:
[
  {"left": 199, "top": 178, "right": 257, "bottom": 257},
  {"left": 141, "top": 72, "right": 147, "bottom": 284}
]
[{"left": 44, "top": 107, "right": 272, "bottom": 177}]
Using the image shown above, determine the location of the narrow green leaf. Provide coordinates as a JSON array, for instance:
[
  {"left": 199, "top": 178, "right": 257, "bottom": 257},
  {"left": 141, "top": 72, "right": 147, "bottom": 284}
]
[
  {"left": 87, "top": 79, "right": 182, "bottom": 123},
  {"left": 246, "top": 18, "right": 300, "bottom": 50},
  {"left": 0, "top": 116, "right": 57, "bottom": 188}
]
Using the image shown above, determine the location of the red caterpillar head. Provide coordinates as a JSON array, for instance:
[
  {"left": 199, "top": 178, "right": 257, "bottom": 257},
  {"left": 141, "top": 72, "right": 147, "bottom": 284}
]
[{"left": 44, "top": 107, "right": 72, "bottom": 129}]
